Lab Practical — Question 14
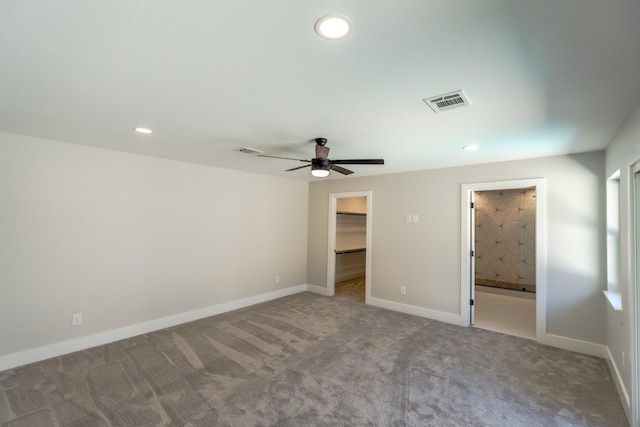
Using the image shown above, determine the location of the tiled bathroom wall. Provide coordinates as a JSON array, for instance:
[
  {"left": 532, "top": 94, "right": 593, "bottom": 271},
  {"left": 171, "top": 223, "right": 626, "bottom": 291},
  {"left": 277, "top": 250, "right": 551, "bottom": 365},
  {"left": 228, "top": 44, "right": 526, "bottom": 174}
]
[{"left": 475, "top": 188, "right": 536, "bottom": 292}]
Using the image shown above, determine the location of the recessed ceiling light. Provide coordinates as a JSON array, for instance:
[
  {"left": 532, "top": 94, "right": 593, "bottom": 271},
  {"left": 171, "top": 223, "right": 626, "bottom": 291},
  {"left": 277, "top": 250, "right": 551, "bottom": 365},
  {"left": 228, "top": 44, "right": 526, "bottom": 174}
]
[
  {"left": 315, "top": 15, "right": 352, "bottom": 40},
  {"left": 463, "top": 144, "right": 478, "bottom": 151},
  {"left": 134, "top": 127, "right": 153, "bottom": 134}
]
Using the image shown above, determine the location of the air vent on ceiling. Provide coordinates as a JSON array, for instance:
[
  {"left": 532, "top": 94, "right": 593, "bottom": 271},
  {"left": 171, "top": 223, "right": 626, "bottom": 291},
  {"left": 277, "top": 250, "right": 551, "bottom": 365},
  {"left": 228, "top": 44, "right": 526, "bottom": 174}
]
[
  {"left": 423, "top": 90, "right": 471, "bottom": 113},
  {"left": 237, "top": 147, "right": 264, "bottom": 154}
]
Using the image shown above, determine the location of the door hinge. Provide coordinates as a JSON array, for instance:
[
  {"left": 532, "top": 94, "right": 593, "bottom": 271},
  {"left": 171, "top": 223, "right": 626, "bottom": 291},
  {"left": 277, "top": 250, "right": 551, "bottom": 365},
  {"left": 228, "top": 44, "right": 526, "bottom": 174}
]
[
  {"left": 470, "top": 202, "right": 474, "bottom": 208},
  {"left": 470, "top": 299, "right": 474, "bottom": 306},
  {"left": 470, "top": 250, "right": 475, "bottom": 257}
]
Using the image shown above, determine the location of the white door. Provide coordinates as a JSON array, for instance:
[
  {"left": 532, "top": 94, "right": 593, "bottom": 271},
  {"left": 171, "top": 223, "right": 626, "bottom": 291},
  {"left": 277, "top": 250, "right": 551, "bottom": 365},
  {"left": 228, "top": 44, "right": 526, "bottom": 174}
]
[{"left": 470, "top": 191, "right": 476, "bottom": 325}]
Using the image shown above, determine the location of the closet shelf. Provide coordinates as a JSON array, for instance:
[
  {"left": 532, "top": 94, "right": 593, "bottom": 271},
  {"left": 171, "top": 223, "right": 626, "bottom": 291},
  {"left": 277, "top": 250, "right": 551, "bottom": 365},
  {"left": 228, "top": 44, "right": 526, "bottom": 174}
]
[
  {"left": 335, "top": 247, "right": 366, "bottom": 254},
  {"left": 337, "top": 211, "right": 366, "bottom": 216}
]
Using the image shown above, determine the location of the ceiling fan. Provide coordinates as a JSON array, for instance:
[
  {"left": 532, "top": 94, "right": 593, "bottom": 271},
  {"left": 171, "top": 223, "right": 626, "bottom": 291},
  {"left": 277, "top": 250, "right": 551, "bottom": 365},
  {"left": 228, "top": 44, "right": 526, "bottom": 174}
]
[{"left": 258, "top": 138, "right": 385, "bottom": 177}]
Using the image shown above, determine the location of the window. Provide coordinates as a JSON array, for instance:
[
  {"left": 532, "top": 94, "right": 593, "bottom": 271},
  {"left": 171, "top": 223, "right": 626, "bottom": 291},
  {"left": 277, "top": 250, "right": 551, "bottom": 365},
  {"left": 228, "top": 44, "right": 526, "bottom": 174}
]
[{"left": 605, "top": 170, "right": 622, "bottom": 310}]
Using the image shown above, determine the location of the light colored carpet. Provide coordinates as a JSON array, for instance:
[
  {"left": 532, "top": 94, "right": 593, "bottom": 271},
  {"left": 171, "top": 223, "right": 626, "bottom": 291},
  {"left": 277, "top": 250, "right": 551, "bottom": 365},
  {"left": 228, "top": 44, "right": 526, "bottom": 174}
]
[{"left": 0, "top": 292, "right": 628, "bottom": 426}]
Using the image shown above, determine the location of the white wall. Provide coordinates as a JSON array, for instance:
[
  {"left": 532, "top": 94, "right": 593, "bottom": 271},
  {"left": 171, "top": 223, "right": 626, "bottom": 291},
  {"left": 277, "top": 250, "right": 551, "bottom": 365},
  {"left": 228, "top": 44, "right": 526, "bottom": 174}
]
[
  {"left": 308, "top": 152, "right": 606, "bottom": 344},
  {"left": 605, "top": 102, "right": 640, "bottom": 417},
  {"left": 0, "top": 132, "right": 308, "bottom": 360}
]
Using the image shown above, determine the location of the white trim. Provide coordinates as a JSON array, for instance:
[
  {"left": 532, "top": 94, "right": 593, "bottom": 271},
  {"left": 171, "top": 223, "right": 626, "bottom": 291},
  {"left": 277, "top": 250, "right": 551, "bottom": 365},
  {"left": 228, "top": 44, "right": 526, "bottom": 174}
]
[
  {"left": 327, "top": 196, "right": 338, "bottom": 295},
  {"left": 470, "top": 191, "right": 476, "bottom": 325},
  {"left": 306, "top": 284, "right": 332, "bottom": 296},
  {"left": 368, "top": 297, "right": 466, "bottom": 326},
  {"left": 460, "top": 178, "right": 547, "bottom": 344},
  {"left": 327, "top": 191, "right": 373, "bottom": 303},
  {"left": 603, "top": 290, "right": 623, "bottom": 311},
  {"left": 606, "top": 345, "right": 632, "bottom": 417},
  {"left": 631, "top": 161, "right": 640, "bottom": 426},
  {"left": 0, "top": 284, "right": 307, "bottom": 372},
  {"left": 545, "top": 334, "right": 607, "bottom": 358}
]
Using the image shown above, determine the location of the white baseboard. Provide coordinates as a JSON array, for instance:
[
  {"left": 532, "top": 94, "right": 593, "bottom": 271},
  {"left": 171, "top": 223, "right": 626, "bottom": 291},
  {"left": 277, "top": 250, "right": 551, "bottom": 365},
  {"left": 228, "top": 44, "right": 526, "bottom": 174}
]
[
  {"left": 0, "top": 284, "right": 307, "bottom": 372},
  {"left": 605, "top": 346, "right": 631, "bottom": 420},
  {"left": 368, "top": 297, "right": 465, "bottom": 326},
  {"left": 306, "top": 284, "right": 331, "bottom": 296},
  {"left": 544, "top": 334, "right": 607, "bottom": 358}
]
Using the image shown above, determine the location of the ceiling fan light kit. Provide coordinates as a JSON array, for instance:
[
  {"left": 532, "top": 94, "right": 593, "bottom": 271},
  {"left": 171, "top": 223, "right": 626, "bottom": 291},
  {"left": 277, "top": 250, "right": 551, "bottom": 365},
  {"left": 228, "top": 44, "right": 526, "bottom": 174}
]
[{"left": 311, "top": 159, "right": 331, "bottom": 177}]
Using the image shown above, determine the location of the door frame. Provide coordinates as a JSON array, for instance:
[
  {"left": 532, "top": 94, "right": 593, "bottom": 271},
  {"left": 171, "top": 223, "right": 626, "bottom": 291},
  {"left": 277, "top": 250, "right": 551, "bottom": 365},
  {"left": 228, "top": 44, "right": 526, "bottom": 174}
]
[
  {"left": 460, "top": 178, "right": 547, "bottom": 344},
  {"left": 327, "top": 191, "right": 373, "bottom": 303},
  {"left": 632, "top": 162, "right": 640, "bottom": 425},
  {"left": 469, "top": 191, "right": 476, "bottom": 325}
]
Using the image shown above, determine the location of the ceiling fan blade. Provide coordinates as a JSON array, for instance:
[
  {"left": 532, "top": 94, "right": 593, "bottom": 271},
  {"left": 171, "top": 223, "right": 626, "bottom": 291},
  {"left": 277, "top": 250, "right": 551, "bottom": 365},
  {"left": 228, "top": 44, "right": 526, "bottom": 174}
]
[
  {"left": 286, "top": 164, "right": 312, "bottom": 172},
  {"left": 315, "top": 145, "right": 330, "bottom": 159},
  {"left": 331, "top": 159, "right": 385, "bottom": 165},
  {"left": 330, "top": 164, "right": 354, "bottom": 175},
  {"left": 258, "top": 154, "right": 309, "bottom": 162}
]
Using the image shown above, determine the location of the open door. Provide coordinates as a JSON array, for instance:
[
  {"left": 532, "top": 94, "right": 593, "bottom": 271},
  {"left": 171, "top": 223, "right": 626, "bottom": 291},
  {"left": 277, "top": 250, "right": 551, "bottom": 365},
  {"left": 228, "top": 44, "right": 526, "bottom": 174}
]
[{"left": 469, "top": 191, "right": 476, "bottom": 325}]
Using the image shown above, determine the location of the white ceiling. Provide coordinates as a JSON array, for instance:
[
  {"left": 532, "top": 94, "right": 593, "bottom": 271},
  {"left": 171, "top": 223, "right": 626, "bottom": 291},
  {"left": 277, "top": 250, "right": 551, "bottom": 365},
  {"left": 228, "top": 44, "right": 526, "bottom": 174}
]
[{"left": 2, "top": 1, "right": 640, "bottom": 181}]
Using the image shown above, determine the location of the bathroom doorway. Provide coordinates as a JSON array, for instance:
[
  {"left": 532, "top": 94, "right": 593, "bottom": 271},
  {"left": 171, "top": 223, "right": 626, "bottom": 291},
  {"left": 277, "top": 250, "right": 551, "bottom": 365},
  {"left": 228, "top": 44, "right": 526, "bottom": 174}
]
[
  {"left": 473, "top": 188, "right": 536, "bottom": 339},
  {"left": 461, "top": 179, "right": 547, "bottom": 343}
]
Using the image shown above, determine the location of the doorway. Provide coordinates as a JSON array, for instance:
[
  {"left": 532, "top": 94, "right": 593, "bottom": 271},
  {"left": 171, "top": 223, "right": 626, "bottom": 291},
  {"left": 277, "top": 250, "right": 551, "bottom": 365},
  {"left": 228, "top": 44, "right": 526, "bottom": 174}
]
[
  {"left": 461, "top": 179, "right": 547, "bottom": 344},
  {"left": 327, "top": 191, "right": 373, "bottom": 304},
  {"left": 473, "top": 188, "right": 537, "bottom": 339},
  {"left": 334, "top": 197, "right": 366, "bottom": 303}
]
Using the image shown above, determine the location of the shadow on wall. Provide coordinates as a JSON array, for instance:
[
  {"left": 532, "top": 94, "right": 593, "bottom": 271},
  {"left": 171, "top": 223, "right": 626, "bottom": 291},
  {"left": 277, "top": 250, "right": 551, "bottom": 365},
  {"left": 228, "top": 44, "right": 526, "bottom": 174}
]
[
  {"left": 545, "top": 266, "right": 606, "bottom": 342},
  {"left": 545, "top": 186, "right": 605, "bottom": 342}
]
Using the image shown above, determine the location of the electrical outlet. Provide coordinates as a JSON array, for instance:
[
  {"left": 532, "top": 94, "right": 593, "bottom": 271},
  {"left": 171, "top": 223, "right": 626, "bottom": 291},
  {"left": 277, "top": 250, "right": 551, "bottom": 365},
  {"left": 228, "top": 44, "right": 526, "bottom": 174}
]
[
  {"left": 405, "top": 214, "right": 412, "bottom": 223},
  {"left": 72, "top": 313, "right": 82, "bottom": 326},
  {"left": 275, "top": 275, "right": 280, "bottom": 283},
  {"left": 412, "top": 214, "right": 419, "bottom": 223},
  {"left": 400, "top": 286, "right": 407, "bottom": 295}
]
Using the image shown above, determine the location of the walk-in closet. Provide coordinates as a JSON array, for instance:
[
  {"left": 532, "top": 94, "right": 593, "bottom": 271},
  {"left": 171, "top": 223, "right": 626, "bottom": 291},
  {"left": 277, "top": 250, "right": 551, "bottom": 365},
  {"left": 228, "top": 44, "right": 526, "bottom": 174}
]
[{"left": 334, "top": 197, "right": 366, "bottom": 303}]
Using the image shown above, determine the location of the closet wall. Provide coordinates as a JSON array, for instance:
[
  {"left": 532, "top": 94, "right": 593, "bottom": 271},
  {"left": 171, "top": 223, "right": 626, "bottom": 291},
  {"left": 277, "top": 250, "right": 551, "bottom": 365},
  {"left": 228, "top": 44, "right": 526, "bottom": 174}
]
[
  {"left": 335, "top": 197, "right": 366, "bottom": 282},
  {"left": 475, "top": 188, "right": 536, "bottom": 292}
]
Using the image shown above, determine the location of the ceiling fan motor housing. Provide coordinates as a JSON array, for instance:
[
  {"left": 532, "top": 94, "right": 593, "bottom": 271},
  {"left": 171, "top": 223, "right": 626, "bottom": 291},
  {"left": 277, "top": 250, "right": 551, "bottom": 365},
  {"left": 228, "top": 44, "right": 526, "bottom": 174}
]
[{"left": 311, "top": 158, "right": 330, "bottom": 169}]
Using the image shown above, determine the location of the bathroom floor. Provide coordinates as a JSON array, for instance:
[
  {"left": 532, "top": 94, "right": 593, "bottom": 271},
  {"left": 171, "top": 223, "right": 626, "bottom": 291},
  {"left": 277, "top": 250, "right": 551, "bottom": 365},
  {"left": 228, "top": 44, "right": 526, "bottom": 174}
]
[{"left": 474, "top": 287, "right": 536, "bottom": 340}]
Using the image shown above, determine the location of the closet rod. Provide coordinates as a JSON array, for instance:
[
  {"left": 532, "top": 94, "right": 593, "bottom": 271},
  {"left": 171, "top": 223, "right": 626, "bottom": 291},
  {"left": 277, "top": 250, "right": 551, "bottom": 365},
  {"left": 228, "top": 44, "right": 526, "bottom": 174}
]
[
  {"left": 335, "top": 248, "right": 366, "bottom": 254},
  {"left": 336, "top": 211, "right": 366, "bottom": 216}
]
